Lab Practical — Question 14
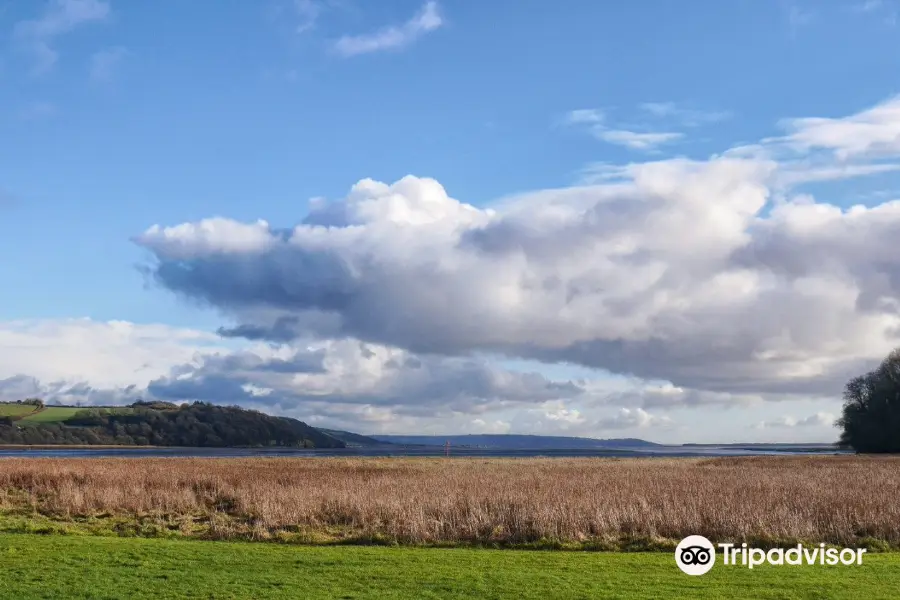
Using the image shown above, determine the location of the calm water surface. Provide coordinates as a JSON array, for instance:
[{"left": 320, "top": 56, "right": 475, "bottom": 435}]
[{"left": 0, "top": 444, "right": 847, "bottom": 459}]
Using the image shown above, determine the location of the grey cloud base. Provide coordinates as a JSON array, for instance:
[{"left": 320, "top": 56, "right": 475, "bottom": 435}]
[{"left": 0, "top": 319, "right": 839, "bottom": 440}]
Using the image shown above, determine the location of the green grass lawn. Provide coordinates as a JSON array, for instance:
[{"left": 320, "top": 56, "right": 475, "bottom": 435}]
[
  {"left": 0, "top": 405, "right": 40, "bottom": 418},
  {"left": 17, "top": 407, "right": 88, "bottom": 423},
  {"left": 0, "top": 534, "right": 897, "bottom": 600}
]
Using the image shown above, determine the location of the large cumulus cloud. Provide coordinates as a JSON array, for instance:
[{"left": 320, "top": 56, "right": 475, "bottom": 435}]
[{"left": 134, "top": 97, "right": 900, "bottom": 403}]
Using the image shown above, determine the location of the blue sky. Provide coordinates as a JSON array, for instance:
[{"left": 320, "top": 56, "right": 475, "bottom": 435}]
[{"left": 2, "top": 0, "right": 900, "bottom": 442}]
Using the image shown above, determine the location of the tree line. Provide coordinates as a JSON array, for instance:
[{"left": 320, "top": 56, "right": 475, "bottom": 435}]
[
  {"left": 0, "top": 401, "right": 343, "bottom": 448},
  {"left": 839, "top": 349, "right": 900, "bottom": 453}
]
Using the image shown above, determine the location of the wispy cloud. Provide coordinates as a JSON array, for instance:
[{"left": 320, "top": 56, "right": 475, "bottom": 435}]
[
  {"left": 564, "top": 109, "right": 604, "bottom": 125},
  {"left": 787, "top": 4, "right": 815, "bottom": 36},
  {"left": 293, "top": 0, "right": 323, "bottom": 33},
  {"left": 776, "top": 161, "right": 900, "bottom": 187},
  {"left": 574, "top": 162, "right": 633, "bottom": 184},
  {"left": 856, "top": 0, "right": 884, "bottom": 12},
  {"left": 13, "top": 0, "right": 110, "bottom": 75},
  {"left": 333, "top": 1, "right": 442, "bottom": 57},
  {"left": 595, "top": 129, "right": 683, "bottom": 151},
  {"left": 89, "top": 46, "right": 127, "bottom": 82},
  {"left": 564, "top": 108, "right": 682, "bottom": 152},
  {"left": 777, "top": 94, "right": 900, "bottom": 160},
  {"left": 639, "top": 102, "right": 732, "bottom": 126},
  {"left": 852, "top": 0, "right": 898, "bottom": 25}
]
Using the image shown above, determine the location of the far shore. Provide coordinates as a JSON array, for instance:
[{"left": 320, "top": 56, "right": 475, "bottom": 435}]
[{"left": 0, "top": 444, "right": 184, "bottom": 450}]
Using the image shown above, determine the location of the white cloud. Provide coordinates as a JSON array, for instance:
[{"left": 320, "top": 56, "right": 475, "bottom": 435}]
[
  {"left": 780, "top": 95, "right": 900, "bottom": 160},
  {"left": 0, "top": 319, "right": 226, "bottom": 394},
  {"left": 595, "top": 129, "right": 684, "bottom": 151},
  {"left": 144, "top": 338, "right": 588, "bottom": 417},
  {"left": 13, "top": 96, "right": 900, "bottom": 441},
  {"left": 638, "top": 103, "right": 678, "bottom": 117},
  {"left": 596, "top": 407, "right": 671, "bottom": 430},
  {"left": 0, "top": 318, "right": 842, "bottom": 439},
  {"left": 565, "top": 109, "right": 604, "bottom": 125},
  {"left": 0, "top": 318, "right": 678, "bottom": 436},
  {"left": 135, "top": 96, "right": 900, "bottom": 413},
  {"left": 776, "top": 162, "right": 900, "bottom": 187},
  {"left": 137, "top": 218, "right": 274, "bottom": 259},
  {"left": 89, "top": 46, "right": 127, "bottom": 82},
  {"left": 14, "top": 0, "right": 110, "bottom": 75},
  {"left": 754, "top": 412, "right": 836, "bottom": 429},
  {"left": 538, "top": 400, "right": 586, "bottom": 425},
  {"left": 564, "top": 108, "right": 683, "bottom": 152},
  {"left": 333, "top": 1, "right": 442, "bottom": 57},
  {"left": 566, "top": 102, "right": 728, "bottom": 151},
  {"left": 471, "top": 418, "right": 512, "bottom": 434}
]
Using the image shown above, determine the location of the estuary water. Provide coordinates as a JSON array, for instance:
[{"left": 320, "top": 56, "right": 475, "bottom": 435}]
[{"left": 0, "top": 444, "right": 846, "bottom": 459}]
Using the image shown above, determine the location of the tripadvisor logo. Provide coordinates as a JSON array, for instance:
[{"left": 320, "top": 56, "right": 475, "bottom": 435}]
[
  {"left": 675, "top": 535, "right": 716, "bottom": 575},
  {"left": 675, "top": 536, "right": 867, "bottom": 576}
]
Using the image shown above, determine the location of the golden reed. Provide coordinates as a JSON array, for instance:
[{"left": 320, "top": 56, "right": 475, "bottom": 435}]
[{"left": 0, "top": 456, "right": 897, "bottom": 547}]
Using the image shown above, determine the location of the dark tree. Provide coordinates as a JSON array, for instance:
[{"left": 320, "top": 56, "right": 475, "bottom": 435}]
[{"left": 838, "top": 349, "right": 900, "bottom": 453}]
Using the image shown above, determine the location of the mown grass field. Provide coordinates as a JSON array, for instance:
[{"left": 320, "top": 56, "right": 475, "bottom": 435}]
[
  {"left": 0, "top": 533, "right": 896, "bottom": 599},
  {"left": 0, "top": 456, "right": 898, "bottom": 549}
]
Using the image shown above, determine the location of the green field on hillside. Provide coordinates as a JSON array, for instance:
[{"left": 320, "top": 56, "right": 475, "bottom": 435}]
[
  {"left": 0, "top": 405, "right": 40, "bottom": 418},
  {"left": 0, "top": 534, "right": 896, "bottom": 600},
  {"left": 1, "top": 405, "right": 138, "bottom": 425},
  {"left": 17, "top": 407, "right": 88, "bottom": 423}
]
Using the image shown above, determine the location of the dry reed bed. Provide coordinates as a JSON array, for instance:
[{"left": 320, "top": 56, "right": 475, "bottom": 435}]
[{"left": 0, "top": 456, "right": 896, "bottom": 547}]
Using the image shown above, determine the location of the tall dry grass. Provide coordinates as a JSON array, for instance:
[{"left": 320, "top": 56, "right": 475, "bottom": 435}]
[{"left": 0, "top": 456, "right": 897, "bottom": 547}]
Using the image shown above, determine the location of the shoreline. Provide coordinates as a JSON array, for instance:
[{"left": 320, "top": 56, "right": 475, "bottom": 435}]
[{"left": 0, "top": 444, "right": 191, "bottom": 450}]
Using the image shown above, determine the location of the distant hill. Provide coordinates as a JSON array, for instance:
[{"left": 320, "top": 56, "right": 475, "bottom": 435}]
[
  {"left": 369, "top": 434, "right": 660, "bottom": 449},
  {"left": 681, "top": 442, "right": 836, "bottom": 447},
  {"left": 0, "top": 401, "right": 343, "bottom": 448},
  {"left": 316, "top": 428, "right": 390, "bottom": 447},
  {"left": 681, "top": 442, "right": 839, "bottom": 452}
]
